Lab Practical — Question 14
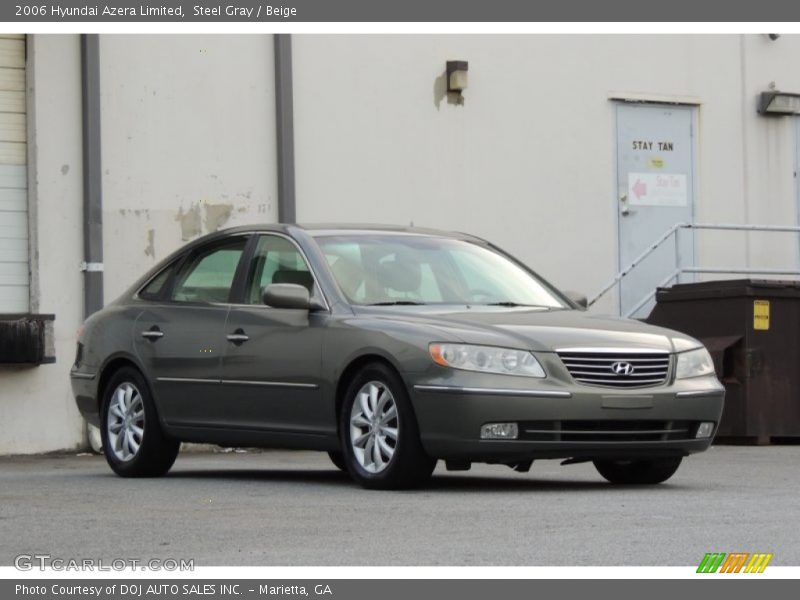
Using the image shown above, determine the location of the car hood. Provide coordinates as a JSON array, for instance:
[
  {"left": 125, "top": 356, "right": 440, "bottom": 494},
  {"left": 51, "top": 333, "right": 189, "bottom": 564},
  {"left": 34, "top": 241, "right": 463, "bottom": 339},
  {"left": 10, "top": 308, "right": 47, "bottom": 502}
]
[{"left": 357, "top": 307, "right": 701, "bottom": 353}]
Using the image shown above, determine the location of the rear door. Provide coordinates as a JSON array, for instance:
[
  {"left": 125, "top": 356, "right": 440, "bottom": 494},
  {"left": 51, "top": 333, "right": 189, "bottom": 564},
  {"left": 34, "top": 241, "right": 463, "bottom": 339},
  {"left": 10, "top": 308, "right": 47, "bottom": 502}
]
[{"left": 134, "top": 235, "right": 249, "bottom": 427}]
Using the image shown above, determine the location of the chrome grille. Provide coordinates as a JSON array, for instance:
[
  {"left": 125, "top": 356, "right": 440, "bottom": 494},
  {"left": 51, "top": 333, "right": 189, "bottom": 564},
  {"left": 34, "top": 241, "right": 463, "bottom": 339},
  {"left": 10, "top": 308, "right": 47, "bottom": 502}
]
[{"left": 557, "top": 350, "right": 671, "bottom": 388}]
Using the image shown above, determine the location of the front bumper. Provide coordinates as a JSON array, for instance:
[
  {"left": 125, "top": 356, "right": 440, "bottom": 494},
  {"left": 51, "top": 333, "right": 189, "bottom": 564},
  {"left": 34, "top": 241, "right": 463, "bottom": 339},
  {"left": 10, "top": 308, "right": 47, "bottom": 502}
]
[{"left": 410, "top": 373, "right": 724, "bottom": 462}]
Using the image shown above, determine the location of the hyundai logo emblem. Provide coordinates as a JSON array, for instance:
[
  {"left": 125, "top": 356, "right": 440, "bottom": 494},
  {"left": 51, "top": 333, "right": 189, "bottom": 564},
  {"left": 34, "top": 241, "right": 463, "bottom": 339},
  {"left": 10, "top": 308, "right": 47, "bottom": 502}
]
[{"left": 610, "top": 361, "right": 635, "bottom": 376}]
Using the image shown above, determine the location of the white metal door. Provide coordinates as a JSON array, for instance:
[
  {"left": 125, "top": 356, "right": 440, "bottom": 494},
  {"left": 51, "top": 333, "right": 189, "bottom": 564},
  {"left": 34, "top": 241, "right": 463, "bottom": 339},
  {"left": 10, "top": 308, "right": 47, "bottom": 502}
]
[
  {"left": 616, "top": 103, "right": 695, "bottom": 317},
  {"left": 0, "top": 35, "right": 27, "bottom": 313}
]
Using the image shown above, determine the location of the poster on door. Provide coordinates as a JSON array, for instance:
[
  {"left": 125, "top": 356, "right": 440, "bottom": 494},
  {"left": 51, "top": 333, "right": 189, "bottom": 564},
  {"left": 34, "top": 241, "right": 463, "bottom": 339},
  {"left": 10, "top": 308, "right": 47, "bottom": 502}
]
[{"left": 627, "top": 173, "right": 688, "bottom": 207}]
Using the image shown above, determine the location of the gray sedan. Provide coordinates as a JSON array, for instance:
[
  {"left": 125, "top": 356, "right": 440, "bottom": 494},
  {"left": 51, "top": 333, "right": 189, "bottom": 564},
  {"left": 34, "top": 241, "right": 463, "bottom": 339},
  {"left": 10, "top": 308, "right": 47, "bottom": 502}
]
[{"left": 71, "top": 225, "right": 724, "bottom": 489}]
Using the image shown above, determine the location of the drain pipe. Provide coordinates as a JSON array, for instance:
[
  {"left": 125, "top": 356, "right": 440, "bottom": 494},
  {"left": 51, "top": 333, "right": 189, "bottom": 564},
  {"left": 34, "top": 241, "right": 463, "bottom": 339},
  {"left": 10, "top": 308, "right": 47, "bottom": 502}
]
[
  {"left": 274, "top": 34, "right": 296, "bottom": 224},
  {"left": 80, "top": 34, "right": 104, "bottom": 317}
]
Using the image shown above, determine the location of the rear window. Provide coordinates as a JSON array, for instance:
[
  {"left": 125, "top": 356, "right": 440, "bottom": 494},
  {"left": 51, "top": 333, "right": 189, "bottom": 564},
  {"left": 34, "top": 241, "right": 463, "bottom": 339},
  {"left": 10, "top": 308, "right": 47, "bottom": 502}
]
[{"left": 170, "top": 238, "right": 247, "bottom": 304}]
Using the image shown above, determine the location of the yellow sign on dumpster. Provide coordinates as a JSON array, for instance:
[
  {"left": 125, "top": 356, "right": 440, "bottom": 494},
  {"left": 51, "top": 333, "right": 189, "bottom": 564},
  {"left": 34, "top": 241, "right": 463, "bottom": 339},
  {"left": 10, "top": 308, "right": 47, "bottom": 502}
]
[{"left": 753, "top": 300, "right": 770, "bottom": 330}]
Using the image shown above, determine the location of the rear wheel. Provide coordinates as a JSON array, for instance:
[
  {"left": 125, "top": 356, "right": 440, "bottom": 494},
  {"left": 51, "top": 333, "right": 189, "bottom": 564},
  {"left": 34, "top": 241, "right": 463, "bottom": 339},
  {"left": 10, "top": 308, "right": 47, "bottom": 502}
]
[
  {"left": 593, "top": 457, "right": 683, "bottom": 485},
  {"left": 340, "top": 362, "right": 435, "bottom": 489},
  {"left": 100, "top": 366, "right": 180, "bottom": 477}
]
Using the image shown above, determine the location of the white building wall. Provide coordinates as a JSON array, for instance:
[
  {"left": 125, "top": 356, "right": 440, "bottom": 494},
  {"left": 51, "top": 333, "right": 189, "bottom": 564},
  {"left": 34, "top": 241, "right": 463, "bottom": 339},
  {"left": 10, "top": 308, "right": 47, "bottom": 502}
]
[
  {"left": 0, "top": 35, "right": 85, "bottom": 454},
  {"left": 740, "top": 34, "right": 800, "bottom": 272},
  {"left": 99, "top": 35, "right": 279, "bottom": 302}
]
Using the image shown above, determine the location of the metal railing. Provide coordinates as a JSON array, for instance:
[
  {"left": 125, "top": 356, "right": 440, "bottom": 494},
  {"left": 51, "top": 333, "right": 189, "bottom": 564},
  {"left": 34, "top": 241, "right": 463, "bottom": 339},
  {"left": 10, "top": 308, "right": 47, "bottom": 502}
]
[{"left": 589, "top": 223, "right": 800, "bottom": 317}]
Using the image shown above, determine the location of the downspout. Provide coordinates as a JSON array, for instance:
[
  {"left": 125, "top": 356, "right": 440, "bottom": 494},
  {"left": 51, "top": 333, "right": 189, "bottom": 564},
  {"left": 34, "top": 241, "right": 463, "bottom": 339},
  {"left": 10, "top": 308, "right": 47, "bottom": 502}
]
[
  {"left": 80, "top": 34, "right": 103, "bottom": 317},
  {"left": 274, "top": 34, "right": 296, "bottom": 224}
]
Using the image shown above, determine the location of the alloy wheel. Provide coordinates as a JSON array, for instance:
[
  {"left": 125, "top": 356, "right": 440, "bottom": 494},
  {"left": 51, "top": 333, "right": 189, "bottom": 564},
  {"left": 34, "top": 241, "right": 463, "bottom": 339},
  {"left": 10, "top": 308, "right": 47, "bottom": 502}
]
[
  {"left": 106, "top": 382, "right": 145, "bottom": 462},
  {"left": 349, "top": 380, "right": 399, "bottom": 473}
]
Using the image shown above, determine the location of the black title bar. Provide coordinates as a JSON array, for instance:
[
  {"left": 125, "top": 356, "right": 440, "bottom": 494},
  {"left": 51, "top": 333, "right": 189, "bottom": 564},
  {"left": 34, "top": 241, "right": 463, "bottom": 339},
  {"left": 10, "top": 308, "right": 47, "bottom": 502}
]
[{"left": 3, "top": 0, "right": 800, "bottom": 22}]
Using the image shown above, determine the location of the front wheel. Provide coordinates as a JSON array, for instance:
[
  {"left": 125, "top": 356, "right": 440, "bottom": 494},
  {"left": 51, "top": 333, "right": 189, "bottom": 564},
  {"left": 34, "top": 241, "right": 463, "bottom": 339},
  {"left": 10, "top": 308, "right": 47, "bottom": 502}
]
[
  {"left": 340, "top": 363, "right": 436, "bottom": 490},
  {"left": 100, "top": 366, "right": 180, "bottom": 477},
  {"left": 593, "top": 457, "right": 683, "bottom": 485}
]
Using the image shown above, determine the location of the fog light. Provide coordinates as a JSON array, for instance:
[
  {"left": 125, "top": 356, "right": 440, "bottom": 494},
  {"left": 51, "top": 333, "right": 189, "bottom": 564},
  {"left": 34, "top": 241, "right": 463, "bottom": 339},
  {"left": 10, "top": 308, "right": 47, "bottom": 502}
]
[
  {"left": 696, "top": 422, "right": 715, "bottom": 439},
  {"left": 480, "top": 423, "right": 519, "bottom": 440}
]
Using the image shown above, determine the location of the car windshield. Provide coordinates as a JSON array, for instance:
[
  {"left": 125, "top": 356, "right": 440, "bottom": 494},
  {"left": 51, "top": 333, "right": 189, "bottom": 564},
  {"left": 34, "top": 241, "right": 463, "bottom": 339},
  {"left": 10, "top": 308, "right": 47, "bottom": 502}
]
[{"left": 314, "top": 234, "right": 568, "bottom": 308}]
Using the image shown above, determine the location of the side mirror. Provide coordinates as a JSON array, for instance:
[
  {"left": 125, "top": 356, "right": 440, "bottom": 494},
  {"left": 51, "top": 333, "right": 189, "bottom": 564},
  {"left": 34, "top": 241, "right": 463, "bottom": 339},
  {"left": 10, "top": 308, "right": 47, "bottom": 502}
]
[
  {"left": 263, "top": 283, "right": 311, "bottom": 310},
  {"left": 564, "top": 290, "right": 588, "bottom": 310}
]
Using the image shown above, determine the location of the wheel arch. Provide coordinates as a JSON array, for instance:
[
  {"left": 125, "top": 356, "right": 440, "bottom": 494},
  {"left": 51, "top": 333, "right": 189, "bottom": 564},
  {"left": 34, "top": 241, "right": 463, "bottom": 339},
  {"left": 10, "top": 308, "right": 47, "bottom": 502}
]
[
  {"left": 334, "top": 352, "right": 411, "bottom": 431},
  {"left": 96, "top": 352, "right": 153, "bottom": 415}
]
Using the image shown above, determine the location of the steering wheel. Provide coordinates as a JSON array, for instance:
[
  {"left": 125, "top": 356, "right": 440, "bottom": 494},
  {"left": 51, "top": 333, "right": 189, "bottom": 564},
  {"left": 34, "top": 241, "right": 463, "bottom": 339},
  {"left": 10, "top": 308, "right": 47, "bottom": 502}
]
[{"left": 467, "top": 288, "right": 500, "bottom": 303}]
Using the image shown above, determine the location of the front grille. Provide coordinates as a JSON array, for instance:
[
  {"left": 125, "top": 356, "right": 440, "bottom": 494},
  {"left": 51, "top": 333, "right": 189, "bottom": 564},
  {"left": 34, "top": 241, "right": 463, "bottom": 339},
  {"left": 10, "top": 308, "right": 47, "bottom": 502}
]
[
  {"left": 557, "top": 350, "right": 670, "bottom": 388},
  {"left": 519, "top": 420, "right": 696, "bottom": 442}
]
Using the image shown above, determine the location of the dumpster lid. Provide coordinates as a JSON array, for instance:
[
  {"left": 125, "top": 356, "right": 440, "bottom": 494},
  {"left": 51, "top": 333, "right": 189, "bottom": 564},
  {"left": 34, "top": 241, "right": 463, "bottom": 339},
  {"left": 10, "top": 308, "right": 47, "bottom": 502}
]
[
  {"left": 655, "top": 279, "right": 800, "bottom": 302},
  {"left": 700, "top": 334, "right": 743, "bottom": 353}
]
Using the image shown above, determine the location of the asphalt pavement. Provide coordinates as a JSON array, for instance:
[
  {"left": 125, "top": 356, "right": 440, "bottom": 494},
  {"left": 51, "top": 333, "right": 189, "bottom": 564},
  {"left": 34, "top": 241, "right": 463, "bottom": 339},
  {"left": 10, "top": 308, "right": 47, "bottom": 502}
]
[{"left": 1, "top": 446, "right": 797, "bottom": 566}]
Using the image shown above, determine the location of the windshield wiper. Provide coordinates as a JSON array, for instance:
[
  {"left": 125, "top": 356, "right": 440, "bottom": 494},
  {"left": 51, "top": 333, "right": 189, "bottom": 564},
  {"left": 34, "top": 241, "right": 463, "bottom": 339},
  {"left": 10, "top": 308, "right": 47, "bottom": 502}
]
[
  {"left": 481, "top": 302, "right": 548, "bottom": 308},
  {"left": 367, "top": 300, "right": 427, "bottom": 306}
]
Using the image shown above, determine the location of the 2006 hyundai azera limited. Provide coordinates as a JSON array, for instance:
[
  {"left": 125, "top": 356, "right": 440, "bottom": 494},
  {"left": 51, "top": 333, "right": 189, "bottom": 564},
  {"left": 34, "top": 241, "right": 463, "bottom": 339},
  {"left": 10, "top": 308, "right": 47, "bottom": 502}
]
[{"left": 71, "top": 224, "right": 725, "bottom": 489}]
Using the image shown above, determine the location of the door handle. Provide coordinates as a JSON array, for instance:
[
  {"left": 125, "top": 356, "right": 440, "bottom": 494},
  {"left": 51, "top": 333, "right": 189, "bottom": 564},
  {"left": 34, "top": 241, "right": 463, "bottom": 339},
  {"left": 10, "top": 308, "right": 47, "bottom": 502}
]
[
  {"left": 141, "top": 327, "right": 164, "bottom": 341},
  {"left": 226, "top": 329, "right": 249, "bottom": 344},
  {"left": 619, "top": 193, "right": 630, "bottom": 216}
]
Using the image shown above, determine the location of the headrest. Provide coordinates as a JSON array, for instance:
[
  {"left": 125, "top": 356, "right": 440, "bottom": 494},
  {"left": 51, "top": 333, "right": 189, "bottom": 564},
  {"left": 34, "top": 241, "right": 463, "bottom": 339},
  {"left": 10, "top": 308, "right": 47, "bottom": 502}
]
[
  {"left": 272, "top": 269, "right": 314, "bottom": 292},
  {"left": 376, "top": 258, "right": 421, "bottom": 293}
]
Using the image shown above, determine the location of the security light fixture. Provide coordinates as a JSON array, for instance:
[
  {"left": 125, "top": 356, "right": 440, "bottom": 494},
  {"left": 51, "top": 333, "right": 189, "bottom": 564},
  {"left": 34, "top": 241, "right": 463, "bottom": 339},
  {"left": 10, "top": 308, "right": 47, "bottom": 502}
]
[
  {"left": 446, "top": 60, "right": 468, "bottom": 93},
  {"left": 758, "top": 91, "right": 800, "bottom": 115}
]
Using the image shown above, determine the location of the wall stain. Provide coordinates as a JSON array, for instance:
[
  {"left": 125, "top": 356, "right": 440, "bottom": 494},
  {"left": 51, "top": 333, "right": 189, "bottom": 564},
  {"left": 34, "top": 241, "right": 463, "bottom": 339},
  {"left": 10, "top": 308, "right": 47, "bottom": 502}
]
[
  {"left": 175, "top": 204, "right": 202, "bottom": 240},
  {"left": 204, "top": 203, "right": 233, "bottom": 232},
  {"left": 144, "top": 229, "right": 155, "bottom": 258},
  {"left": 60, "top": 164, "right": 70, "bottom": 175}
]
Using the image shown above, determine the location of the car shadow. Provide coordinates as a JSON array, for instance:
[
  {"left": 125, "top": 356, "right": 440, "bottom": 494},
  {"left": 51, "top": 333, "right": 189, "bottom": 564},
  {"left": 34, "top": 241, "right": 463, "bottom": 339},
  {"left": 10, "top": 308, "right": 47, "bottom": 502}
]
[{"left": 162, "top": 468, "right": 688, "bottom": 493}]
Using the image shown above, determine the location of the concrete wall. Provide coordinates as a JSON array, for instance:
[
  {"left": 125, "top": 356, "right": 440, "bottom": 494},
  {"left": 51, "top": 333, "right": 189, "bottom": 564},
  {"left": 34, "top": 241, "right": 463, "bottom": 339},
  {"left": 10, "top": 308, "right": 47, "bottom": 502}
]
[
  {"left": 99, "top": 35, "right": 279, "bottom": 302},
  {"left": 740, "top": 34, "right": 800, "bottom": 271},
  {"left": 0, "top": 35, "right": 85, "bottom": 454}
]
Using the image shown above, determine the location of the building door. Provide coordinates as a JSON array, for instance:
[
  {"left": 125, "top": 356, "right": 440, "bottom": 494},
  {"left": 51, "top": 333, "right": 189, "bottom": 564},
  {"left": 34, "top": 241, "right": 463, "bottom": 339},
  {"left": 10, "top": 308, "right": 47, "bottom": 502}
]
[
  {"left": 616, "top": 102, "right": 695, "bottom": 317},
  {"left": 0, "top": 35, "right": 28, "bottom": 314}
]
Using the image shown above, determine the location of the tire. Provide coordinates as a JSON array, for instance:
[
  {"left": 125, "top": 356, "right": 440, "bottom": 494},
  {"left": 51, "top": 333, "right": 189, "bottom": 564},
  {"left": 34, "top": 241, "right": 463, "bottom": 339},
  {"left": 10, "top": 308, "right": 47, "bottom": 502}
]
[
  {"left": 100, "top": 366, "right": 180, "bottom": 477},
  {"left": 593, "top": 457, "right": 683, "bottom": 485},
  {"left": 339, "top": 362, "right": 436, "bottom": 490},
  {"left": 328, "top": 451, "right": 347, "bottom": 472}
]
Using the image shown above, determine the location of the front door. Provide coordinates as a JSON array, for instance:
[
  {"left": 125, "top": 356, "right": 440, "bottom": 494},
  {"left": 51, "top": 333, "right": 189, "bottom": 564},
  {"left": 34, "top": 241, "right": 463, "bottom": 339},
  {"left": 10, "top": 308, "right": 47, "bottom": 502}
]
[
  {"left": 616, "top": 103, "right": 695, "bottom": 317},
  {"left": 133, "top": 236, "right": 248, "bottom": 427},
  {"left": 220, "top": 234, "right": 330, "bottom": 436}
]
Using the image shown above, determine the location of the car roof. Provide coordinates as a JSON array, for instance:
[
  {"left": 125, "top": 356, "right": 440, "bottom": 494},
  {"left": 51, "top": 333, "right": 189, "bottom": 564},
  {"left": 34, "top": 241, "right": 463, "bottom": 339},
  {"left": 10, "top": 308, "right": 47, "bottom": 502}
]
[{"left": 204, "top": 223, "right": 486, "bottom": 242}]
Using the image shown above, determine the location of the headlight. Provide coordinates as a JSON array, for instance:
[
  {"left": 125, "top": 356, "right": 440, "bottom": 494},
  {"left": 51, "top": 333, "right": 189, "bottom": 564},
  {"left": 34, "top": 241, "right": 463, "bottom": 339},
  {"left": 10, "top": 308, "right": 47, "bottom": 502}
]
[
  {"left": 675, "top": 347, "right": 715, "bottom": 379},
  {"left": 429, "top": 343, "right": 545, "bottom": 378}
]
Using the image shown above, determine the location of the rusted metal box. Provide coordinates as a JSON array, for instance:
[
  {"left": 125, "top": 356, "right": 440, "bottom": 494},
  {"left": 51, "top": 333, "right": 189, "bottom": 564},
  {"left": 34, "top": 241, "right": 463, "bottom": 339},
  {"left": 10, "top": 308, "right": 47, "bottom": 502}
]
[
  {"left": 0, "top": 314, "right": 56, "bottom": 365},
  {"left": 646, "top": 279, "right": 800, "bottom": 442}
]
